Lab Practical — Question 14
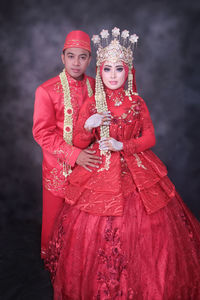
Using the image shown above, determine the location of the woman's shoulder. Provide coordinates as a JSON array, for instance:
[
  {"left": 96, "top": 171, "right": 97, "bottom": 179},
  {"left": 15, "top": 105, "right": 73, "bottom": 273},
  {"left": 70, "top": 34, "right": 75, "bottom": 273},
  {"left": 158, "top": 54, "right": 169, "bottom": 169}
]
[
  {"left": 131, "top": 93, "right": 144, "bottom": 103},
  {"left": 130, "top": 94, "right": 152, "bottom": 117},
  {"left": 131, "top": 94, "right": 150, "bottom": 109}
]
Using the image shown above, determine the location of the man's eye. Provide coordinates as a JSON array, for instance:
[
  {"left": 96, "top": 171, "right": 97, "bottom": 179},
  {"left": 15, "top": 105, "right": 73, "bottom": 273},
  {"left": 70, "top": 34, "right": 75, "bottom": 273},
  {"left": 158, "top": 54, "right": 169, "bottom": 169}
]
[
  {"left": 80, "top": 56, "right": 87, "bottom": 60},
  {"left": 116, "top": 67, "right": 124, "bottom": 72},
  {"left": 104, "top": 67, "right": 110, "bottom": 72},
  {"left": 68, "top": 55, "right": 73, "bottom": 59}
]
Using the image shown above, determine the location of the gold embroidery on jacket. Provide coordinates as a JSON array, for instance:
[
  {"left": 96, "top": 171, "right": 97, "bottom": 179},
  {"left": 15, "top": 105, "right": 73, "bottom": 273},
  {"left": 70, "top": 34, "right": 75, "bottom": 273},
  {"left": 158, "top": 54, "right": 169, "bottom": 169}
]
[
  {"left": 53, "top": 148, "right": 74, "bottom": 178},
  {"left": 54, "top": 82, "right": 63, "bottom": 93},
  {"left": 44, "top": 168, "right": 66, "bottom": 193}
]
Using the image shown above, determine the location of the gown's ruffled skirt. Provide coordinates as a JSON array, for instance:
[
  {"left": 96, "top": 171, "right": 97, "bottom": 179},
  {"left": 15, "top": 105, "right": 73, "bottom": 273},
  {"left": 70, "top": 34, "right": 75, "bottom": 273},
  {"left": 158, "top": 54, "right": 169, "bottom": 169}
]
[{"left": 45, "top": 189, "right": 200, "bottom": 300}]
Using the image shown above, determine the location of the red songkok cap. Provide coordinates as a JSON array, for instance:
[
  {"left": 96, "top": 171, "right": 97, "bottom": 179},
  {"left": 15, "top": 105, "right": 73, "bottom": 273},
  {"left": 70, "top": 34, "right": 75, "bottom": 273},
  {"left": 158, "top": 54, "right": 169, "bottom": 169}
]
[{"left": 63, "top": 30, "right": 91, "bottom": 52}]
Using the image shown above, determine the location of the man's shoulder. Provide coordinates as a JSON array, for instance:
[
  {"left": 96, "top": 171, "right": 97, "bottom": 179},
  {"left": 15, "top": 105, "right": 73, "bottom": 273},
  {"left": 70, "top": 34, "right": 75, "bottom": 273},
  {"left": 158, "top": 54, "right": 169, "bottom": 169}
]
[{"left": 38, "top": 74, "right": 60, "bottom": 91}]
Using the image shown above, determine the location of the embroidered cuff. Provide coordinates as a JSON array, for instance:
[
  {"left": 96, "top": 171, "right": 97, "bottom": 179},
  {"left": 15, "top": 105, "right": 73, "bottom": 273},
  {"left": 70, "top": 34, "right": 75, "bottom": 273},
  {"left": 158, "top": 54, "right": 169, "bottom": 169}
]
[
  {"left": 66, "top": 147, "right": 82, "bottom": 167},
  {"left": 122, "top": 140, "right": 136, "bottom": 155}
]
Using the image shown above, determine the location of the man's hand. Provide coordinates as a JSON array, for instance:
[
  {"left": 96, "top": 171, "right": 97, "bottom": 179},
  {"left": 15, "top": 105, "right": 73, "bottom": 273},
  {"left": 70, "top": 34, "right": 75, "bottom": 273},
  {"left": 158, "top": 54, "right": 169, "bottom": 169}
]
[{"left": 76, "top": 149, "right": 102, "bottom": 172}]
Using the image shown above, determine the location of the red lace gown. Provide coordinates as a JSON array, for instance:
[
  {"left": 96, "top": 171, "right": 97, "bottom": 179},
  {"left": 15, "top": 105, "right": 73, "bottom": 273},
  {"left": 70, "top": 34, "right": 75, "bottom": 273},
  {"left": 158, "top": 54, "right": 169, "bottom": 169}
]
[{"left": 45, "top": 87, "right": 200, "bottom": 300}]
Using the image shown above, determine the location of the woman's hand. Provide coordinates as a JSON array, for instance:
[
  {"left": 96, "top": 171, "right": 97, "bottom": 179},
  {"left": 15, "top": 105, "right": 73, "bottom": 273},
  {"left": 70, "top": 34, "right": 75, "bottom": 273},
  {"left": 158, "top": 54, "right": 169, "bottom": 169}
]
[
  {"left": 84, "top": 111, "right": 111, "bottom": 132},
  {"left": 99, "top": 137, "right": 123, "bottom": 152}
]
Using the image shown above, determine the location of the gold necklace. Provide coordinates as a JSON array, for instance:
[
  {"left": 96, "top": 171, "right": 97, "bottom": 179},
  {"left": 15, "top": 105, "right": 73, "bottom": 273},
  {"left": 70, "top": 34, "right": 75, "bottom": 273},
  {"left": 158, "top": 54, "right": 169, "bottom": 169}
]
[{"left": 107, "top": 90, "right": 124, "bottom": 106}]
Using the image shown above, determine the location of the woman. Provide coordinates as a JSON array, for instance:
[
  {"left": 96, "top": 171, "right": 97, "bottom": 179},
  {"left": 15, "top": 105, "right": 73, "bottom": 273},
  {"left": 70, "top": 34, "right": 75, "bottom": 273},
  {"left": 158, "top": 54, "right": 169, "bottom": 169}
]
[{"left": 45, "top": 28, "right": 200, "bottom": 299}]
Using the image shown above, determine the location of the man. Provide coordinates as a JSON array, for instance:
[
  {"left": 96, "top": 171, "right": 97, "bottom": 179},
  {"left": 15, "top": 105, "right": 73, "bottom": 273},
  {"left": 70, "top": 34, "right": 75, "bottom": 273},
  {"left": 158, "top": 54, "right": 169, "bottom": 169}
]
[{"left": 33, "top": 30, "right": 101, "bottom": 259}]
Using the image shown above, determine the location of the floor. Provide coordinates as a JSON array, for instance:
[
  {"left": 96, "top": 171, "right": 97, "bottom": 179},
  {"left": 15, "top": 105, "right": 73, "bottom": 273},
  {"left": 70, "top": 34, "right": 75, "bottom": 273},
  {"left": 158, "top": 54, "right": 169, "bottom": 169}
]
[{"left": 1, "top": 219, "right": 53, "bottom": 300}]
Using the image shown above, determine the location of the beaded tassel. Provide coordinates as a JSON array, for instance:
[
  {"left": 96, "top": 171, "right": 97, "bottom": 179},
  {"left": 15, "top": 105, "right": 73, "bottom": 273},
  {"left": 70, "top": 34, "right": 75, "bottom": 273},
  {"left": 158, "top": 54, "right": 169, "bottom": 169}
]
[
  {"left": 95, "top": 67, "right": 111, "bottom": 171},
  {"left": 95, "top": 67, "right": 110, "bottom": 141},
  {"left": 125, "top": 64, "right": 133, "bottom": 100},
  {"left": 125, "top": 64, "right": 138, "bottom": 99}
]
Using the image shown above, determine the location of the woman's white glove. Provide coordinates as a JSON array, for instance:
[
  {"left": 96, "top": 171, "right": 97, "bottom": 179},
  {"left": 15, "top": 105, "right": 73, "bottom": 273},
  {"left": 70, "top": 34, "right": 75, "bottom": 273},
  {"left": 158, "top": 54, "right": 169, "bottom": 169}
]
[
  {"left": 99, "top": 137, "right": 123, "bottom": 152},
  {"left": 84, "top": 111, "right": 111, "bottom": 131}
]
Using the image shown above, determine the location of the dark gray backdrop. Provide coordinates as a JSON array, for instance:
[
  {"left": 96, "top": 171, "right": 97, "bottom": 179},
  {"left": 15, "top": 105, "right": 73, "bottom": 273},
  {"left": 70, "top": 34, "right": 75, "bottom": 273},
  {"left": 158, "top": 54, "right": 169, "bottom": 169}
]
[{"left": 0, "top": 0, "right": 200, "bottom": 298}]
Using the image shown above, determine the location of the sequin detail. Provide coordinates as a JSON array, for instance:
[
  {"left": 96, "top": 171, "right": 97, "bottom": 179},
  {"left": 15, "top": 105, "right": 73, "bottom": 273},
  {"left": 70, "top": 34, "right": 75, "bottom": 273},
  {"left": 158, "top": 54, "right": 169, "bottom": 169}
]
[
  {"left": 96, "top": 217, "right": 128, "bottom": 299},
  {"left": 44, "top": 218, "right": 66, "bottom": 283},
  {"left": 133, "top": 153, "right": 147, "bottom": 170},
  {"left": 44, "top": 167, "right": 66, "bottom": 195}
]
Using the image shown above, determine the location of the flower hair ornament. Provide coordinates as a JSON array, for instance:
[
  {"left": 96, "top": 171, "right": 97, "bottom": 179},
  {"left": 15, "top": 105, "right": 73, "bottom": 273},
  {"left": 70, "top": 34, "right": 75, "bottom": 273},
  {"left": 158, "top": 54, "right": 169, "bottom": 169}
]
[{"left": 91, "top": 27, "right": 139, "bottom": 171}]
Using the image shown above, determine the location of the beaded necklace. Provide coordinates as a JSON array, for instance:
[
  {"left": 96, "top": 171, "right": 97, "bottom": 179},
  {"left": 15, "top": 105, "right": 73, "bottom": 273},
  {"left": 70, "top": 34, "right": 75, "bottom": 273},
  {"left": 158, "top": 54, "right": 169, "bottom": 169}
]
[
  {"left": 60, "top": 68, "right": 93, "bottom": 145},
  {"left": 59, "top": 69, "right": 73, "bottom": 145},
  {"left": 59, "top": 69, "right": 93, "bottom": 177},
  {"left": 95, "top": 67, "right": 111, "bottom": 172}
]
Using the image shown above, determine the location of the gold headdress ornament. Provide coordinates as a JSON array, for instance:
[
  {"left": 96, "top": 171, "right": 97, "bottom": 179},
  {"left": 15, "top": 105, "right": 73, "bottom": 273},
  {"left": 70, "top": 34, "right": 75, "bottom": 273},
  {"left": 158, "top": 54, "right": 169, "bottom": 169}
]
[
  {"left": 92, "top": 27, "right": 139, "bottom": 66},
  {"left": 91, "top": 27, "right": 139, "bottom": 171}
]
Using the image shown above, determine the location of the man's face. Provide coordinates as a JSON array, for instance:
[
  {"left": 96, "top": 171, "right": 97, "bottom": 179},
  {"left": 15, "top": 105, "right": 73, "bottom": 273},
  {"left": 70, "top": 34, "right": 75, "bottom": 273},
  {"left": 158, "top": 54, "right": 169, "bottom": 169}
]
[{"left": 61, "top": 47, "right": 91, "bottom": 80}]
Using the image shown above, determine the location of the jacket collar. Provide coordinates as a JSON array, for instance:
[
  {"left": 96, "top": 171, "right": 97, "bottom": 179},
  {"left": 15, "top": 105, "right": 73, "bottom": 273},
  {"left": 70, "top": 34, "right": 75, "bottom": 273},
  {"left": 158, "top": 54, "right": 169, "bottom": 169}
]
[{"left": 65, "top": 70, "right": 86, "bottom": 87}]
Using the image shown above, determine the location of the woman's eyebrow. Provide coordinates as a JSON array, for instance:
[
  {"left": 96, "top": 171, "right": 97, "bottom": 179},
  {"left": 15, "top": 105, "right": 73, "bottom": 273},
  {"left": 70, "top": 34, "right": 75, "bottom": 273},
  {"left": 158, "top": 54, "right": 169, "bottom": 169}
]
[
  {"left": 115, "top": 65, "right": 124, "bottom": 68},
  {"left": 104, "top": 65, "right": 112, "bottom": 67}
]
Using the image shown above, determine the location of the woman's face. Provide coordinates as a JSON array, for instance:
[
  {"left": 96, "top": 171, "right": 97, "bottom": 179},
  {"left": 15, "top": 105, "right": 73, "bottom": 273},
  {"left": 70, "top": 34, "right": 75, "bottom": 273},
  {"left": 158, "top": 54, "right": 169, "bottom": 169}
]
[{"left": 101, "top": 61, "right": 126, "bottom": 90}]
